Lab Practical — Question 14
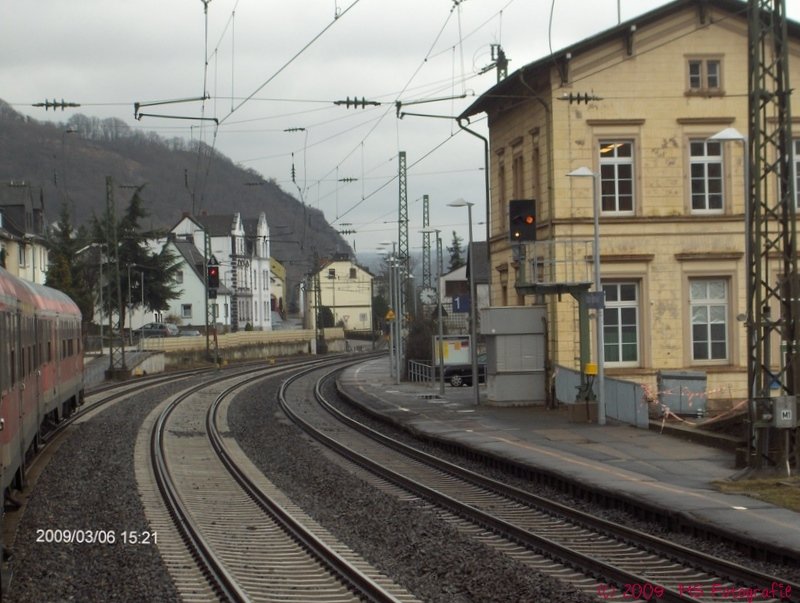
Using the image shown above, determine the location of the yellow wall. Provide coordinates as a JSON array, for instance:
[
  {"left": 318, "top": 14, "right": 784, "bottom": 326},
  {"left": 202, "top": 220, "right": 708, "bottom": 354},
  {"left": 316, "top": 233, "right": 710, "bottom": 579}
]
[{"left": 481, "top": 4, "right": 799, "bottom": 403}]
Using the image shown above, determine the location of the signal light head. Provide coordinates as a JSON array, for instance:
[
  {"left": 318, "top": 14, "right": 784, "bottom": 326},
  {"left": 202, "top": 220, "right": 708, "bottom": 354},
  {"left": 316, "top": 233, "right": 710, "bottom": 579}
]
[
  {"left": 508, "top": 199, "right": 537, "bottom": 242},
  {"left": 207, "top": 265, "right": 220, "bottom": 289}
]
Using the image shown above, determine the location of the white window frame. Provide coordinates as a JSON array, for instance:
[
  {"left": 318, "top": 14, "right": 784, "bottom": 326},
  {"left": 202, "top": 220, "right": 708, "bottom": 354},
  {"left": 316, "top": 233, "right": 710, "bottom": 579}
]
[
  {"left": 690, "top": 278, "right": 728, "bottom": 362},
  {"left": 603, "top": 282, "right": 640, "bottom": 367},
  {"left": 687, "top": 58, "right": 722, "bottom": 93},
  {"left": 181, "top": 304, "right": 192, "bottom": 320},
  {"left": 690, "top": 139, "right": 724, "bottom": 213},
  {"left": 599, "top": 141, "right": 635, "bottom": 215}
]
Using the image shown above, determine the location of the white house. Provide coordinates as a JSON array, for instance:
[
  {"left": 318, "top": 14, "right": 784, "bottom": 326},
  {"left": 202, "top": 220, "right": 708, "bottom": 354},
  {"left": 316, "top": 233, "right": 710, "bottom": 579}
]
[
  {"left": 161, "top": 237, "right": 233, "bottom": 330},
  {"left": 434, "top": 242, "right": 490, "bottom": 334},
  {"left": 0, "top": 182, "right": 48, "bottom": 285},
  {"left": 171, "top": 212, "right": 273, "bottom": 331}
]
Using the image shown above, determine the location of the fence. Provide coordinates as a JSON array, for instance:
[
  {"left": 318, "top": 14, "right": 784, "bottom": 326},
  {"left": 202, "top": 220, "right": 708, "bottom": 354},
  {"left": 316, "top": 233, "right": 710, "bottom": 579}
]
[
  {"left": 408, "top": 360, "right": 434, "bottom": 384},
  {"left": 394, "top": 358, "right": 651, "bottom": 429},
  {"left": 554, "top": 365, "right": 649, "bottom": 428}
]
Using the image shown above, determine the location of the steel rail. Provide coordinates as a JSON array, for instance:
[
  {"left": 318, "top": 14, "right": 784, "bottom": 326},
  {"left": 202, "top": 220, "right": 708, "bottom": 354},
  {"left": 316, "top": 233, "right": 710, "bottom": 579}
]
[
  {"left": 323, "top": 374, "right": 800, "bottom": 597},
  {"left": 151, "top": 371, "right": 261, "bottom": 602},
  {"left": 206, "top": 352, "right": 402, "bottom": 603},
  {"left": 278, "top": 367, "right": 797, "bottom": 603}
]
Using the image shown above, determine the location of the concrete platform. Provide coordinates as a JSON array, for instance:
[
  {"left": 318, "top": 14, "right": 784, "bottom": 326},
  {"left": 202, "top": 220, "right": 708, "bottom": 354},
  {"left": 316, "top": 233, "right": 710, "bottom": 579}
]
[{"left": 337, "top": 357, "right": 800, "bottom": 561}]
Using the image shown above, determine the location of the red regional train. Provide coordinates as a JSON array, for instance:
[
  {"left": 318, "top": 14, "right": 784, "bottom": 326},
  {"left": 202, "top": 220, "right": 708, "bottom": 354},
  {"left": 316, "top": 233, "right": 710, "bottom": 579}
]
[{"left": 0, "top": 266, "right": 84, "bottom": 535}]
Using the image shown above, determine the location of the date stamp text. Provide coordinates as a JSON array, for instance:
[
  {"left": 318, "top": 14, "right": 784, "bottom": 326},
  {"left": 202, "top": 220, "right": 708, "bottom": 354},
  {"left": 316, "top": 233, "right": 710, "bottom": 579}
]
[{"left": 35, "top": 529, "right": 158, "bottom": 545}]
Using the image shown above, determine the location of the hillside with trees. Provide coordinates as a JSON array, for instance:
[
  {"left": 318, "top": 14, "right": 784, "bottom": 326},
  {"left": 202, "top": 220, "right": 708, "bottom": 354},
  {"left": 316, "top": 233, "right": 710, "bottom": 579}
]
[{"left": 0, "top": 99, "right": 350, "bottom": 293}]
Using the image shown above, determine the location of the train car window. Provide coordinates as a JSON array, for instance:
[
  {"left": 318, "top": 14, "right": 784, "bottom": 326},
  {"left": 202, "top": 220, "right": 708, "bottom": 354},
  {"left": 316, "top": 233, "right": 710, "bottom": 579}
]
[{"left": 10, "top": 349, "right": 15, "bottom": 385}]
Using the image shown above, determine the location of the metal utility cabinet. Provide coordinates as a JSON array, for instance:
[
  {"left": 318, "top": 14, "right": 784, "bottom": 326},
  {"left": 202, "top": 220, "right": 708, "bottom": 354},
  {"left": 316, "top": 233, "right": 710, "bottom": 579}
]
[{"left": 481, "top": 306, "right": 546, "bottom": 406}]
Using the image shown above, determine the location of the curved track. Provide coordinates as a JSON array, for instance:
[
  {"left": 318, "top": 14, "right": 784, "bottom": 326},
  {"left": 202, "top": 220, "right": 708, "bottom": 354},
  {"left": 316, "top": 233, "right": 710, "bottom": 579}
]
[
  {"left": 277, "top": 364, "right": 799, "bottom": 603},
  {"left": 145, "top": 356, "right": 415, "bottom": 602}
]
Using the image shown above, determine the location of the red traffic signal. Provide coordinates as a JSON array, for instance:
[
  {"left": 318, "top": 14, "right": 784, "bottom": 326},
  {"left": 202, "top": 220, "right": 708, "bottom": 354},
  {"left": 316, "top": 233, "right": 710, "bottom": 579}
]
[
  {"left": 207, "top": 264, "right": 219, "bottom": 289},
  {"left": 509, "top": 199, "right": 536, "bottom": 242}
]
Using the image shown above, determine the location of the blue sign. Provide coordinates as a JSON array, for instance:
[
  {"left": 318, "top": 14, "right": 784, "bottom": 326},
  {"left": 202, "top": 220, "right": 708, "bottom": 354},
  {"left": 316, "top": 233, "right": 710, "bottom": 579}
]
[{"left": 452, "top": 294, "right": 471, "bottom": 313}]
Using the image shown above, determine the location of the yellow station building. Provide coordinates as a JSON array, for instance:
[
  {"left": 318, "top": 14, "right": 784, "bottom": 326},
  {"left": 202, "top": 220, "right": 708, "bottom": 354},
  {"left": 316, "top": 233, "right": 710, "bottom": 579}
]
[{"left": 460, "top": 0, "right": 800, "bottom": 407}]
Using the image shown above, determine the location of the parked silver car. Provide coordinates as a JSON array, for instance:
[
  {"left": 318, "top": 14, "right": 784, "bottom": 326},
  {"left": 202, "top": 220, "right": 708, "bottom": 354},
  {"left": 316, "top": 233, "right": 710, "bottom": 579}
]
[{"left": 136, "top": 322, "right": 179, "bottom": 338}]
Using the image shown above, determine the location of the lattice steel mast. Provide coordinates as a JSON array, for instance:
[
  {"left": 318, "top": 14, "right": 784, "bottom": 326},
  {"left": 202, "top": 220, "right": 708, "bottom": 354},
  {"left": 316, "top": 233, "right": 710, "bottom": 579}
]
[
  {"left": 747, "top": 0, "right": 798, "bottom": 469},
  {"left": 422, "top": 194, "right": 432, "bottom": 290}
]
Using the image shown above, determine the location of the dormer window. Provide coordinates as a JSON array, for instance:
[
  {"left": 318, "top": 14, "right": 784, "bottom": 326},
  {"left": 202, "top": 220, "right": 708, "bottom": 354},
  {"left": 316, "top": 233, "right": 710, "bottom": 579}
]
[{"left": 687, "top": 57, "right": 722, "bottom": 95}]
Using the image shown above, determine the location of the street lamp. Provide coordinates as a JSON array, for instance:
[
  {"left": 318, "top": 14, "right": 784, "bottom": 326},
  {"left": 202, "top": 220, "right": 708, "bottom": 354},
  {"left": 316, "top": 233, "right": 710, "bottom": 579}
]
[
  {"left": 379, "top": 243, "right": 401, "bottom": 383},
  {"left": 567, "top": 167, "right": 606, "bottom": 425},
  {"left": 709, "top": 127, "right": 754, "bottom": 460},
  {"left": 422, "top": 227, "right": 446, "bottom": 395},
  {"left": 709, "top": 127, "right": 749, "bottom": 312},
  {"left": 709, "top": 128, "right": 749, "bottom": 319},
  {"left": 447, "top": 198, "right": 480, "bottom": 405}
]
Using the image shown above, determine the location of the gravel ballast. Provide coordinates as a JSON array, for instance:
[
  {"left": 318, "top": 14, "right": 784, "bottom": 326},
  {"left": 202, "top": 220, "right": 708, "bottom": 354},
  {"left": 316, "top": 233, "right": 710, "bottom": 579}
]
[
  {"left": 6, "top": 382, "right": 186, "bottom": 602},
  {"left": 6, "top": 362, "right": 797, "bottom": 602},
  {"left": 229, "top": 376, "right": 598, "bottom": 603}
]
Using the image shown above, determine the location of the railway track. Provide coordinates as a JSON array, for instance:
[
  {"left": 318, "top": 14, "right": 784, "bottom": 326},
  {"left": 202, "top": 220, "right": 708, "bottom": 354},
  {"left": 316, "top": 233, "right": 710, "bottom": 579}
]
[
  {"left": 277, "top": 364, "right": 799, "bottom": 603},
  {"left": 3, "top": 367, "right": 219, "bottom": 576},
  {"left": 141, "top": 355, "right": 416, "bottom": 602}
]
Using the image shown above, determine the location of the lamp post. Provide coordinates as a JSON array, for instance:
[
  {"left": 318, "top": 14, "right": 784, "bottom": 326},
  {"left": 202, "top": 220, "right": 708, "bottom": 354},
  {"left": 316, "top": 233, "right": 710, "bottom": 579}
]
[
  {"left": 447, "top": 199, "right": 480, "bottom": 405},
  {"left": 709, "top": 128, "right": 749, "bottom": 318},
  {"left": 567, "top": 167, "right": 606, "bottom": 425},
  {"left": 394, "top": 252, "right": 403, "bottom": 383},
  {"left": 422, "top": 227, "right": 446, "bottom": 395},
  {"left": 709, "top": 127, "right": 754, "bottom": 461},
  {"left": 379, "top": 242, "right": 401, "bottom": 382}
]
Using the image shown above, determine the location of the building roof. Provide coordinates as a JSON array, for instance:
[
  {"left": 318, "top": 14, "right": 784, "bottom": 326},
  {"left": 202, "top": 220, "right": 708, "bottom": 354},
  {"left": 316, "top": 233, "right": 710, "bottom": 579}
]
[
  {"left": 171, "top": 239, "right": 232, "bottom": 295},
  {"left": 194, "top": 213, "right": 237, "bottom": 236},
  {"left": 315, "top": 256, "right": 374, "bottom": 278},
  {"left": 0, "top": 182, "right": 44, "bottom": 238},
  {"left": 460, "top": 0, "right": 799, "bottom": 120},
  {"left": 173, "top": 239, "right": 205, "bottom": 272}
]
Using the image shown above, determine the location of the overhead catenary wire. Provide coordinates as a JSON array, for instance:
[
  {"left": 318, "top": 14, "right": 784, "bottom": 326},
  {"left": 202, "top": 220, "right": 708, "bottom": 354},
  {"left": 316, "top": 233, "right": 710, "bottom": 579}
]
[{"left": 219, "top": 0, "right": 364, "bottom": 124}]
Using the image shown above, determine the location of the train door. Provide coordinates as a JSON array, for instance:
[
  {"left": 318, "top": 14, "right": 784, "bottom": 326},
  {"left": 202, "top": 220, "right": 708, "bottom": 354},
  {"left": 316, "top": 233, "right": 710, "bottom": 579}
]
[
  {"left": 0, "top": 310, "right": 7, "bottom": 497},
  {"left": 9, "top": 309, "right": 24, "bottom": 490},
  {"left": 33, "top": 315, "right": 41, "bottom": 448},
  {"left": 16, "top": 311, "right": 27, "bottom": 488}
]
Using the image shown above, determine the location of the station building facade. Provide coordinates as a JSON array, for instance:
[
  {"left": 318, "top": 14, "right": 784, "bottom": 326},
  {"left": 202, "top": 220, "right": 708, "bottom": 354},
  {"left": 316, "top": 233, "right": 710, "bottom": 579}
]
[{"left": 460, "top": 0, "right": 800, "bottom": 405}]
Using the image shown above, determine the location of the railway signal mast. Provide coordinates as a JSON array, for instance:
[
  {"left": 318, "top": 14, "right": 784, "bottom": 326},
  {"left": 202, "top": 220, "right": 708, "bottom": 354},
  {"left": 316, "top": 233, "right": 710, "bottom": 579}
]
[{"left": 746, "top": 0, "right": 798, "bottom": 472}]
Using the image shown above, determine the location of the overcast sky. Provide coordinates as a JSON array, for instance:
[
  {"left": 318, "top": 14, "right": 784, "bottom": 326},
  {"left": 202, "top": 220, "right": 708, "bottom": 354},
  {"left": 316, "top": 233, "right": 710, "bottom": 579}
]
[{"left": 2, "top": 0, "right": 797, "bottom": 257}]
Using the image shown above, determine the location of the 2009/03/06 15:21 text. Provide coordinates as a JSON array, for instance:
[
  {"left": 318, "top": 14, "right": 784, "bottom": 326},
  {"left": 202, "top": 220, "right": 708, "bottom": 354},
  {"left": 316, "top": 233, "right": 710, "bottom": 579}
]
[{"left": 35, "top": 529, "right": 158, "bottom": 545}]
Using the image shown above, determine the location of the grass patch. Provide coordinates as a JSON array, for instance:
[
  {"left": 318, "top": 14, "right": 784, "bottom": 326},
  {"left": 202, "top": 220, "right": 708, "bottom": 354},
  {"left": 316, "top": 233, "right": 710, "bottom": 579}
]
[{"left": 713, "top": 477, "right": 800, "bottom": 512}]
